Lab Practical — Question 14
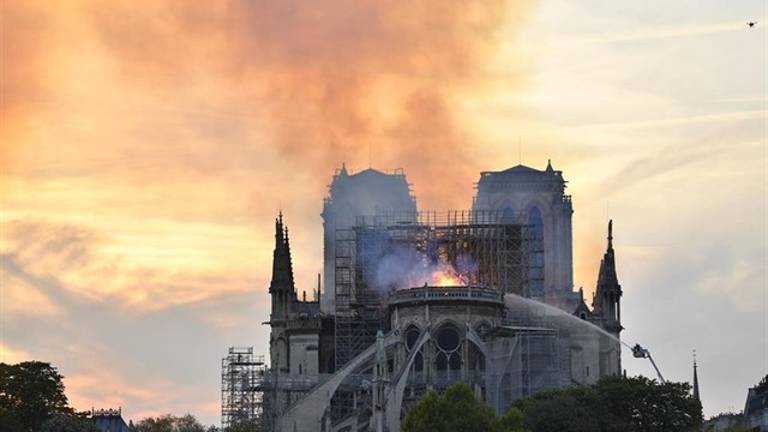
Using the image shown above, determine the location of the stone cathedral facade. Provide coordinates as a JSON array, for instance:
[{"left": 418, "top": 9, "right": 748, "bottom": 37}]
[{"left": 258, "top": 162, "right": 623, "bottom": 432}]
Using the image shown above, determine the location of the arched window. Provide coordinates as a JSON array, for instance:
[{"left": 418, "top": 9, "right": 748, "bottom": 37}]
[
  {"left": 406, "top": 325, "right": 425, "bottom": 376},
  {"left": 528, "top": 207, "right": 545, "bottom": 298},
  {"left": 501, "top": 206, "right": 516, "bottom": 224},
  {"left": 405, "top": 325, "right": 420, "bottom": 351},
  {"left": 436, "top": 326, "right": 460, "bottom": 351},
  {"left": 434, "top": 325, "right": 462, "bottom": 372}
]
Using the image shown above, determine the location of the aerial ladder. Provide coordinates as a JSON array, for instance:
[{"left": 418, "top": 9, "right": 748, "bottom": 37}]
[{"left": 631, "top": 344, "right": 666, "bottom": 383}]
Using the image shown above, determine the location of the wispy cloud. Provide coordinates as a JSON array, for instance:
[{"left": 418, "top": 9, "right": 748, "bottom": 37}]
[
  {"left": 566, "top": 109, "right": 765, "bottom": 130},
  {"left": 563, "top": 21, "right": 751, "bottom": 45},
  {"left": 1, "top": 219, "right": 260, "bottom": 312}
]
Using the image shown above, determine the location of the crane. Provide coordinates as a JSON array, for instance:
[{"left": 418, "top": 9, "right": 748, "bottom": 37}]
[{"left": 631, "top": 344, "right": 666, "bottom": 383}]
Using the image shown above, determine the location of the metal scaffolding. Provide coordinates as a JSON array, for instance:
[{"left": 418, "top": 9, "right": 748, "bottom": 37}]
[
  {"left": 331, "top": 210, "right": 541, "bottom": 419},
  {"left": 221, "top": 347, "right": 266, "bottom": 429}
]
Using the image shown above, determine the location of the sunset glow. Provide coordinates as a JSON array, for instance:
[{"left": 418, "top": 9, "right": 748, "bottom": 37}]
[{"left": 1, "top": 0, "right": 764, "bottom": 426}]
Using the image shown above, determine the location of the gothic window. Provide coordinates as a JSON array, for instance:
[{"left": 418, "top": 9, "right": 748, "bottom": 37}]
[
  {"left": 501, "top": 206, "right": 516, "bottom": 224},
  {"left": 435, "top": 352, "right": 448, "bottom": 370},
  {"left": 406, "top": 325, "right": 425, "bottom": 376},
  {"left": 448, "top": 352, "right": 461, "bottom": 370},
  {"left": 434, "top": 325, "right": 462, "bottom": 372},
  {"left": 436, "top": 326, "right": 460, "bottom": 351},
  {"left": 405, "top": 325, "right": 420, "bottom": 351}
]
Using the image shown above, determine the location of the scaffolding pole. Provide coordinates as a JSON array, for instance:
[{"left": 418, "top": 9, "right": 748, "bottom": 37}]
[{"left": 221, "top": 347, "right": 266, "bottom": 429}]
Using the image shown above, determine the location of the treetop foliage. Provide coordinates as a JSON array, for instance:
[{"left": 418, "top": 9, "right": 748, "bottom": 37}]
[
  {"left": 130, "top": 414, "right": 202, "bottom": 432},
  {"left": 0, "top": 361, "right": 74, "bottom": 432},
  {"left": 404, "top": 376, "right": 703, "bottom": 432},
  {"left": 403, "top": 382, "right": 522, "bottom": 432},
  {"left": 516, "top": 376, "right": 702, "bottom": 432}
]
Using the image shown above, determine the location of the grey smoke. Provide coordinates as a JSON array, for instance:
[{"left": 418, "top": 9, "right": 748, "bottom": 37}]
[{"left": 371, "top": 245, "right": 479, "bottom": 290}]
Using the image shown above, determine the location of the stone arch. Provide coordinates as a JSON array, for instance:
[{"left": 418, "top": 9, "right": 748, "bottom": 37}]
[
  {"left": 521, "top": 197, "right": 553, "bottom": 226},
  {"left": 491, "top": 198, "right": 521, "bottom": 224},
  {"left": 501, "top": 206, "right": 516, "bottom": 224},
  {"left": 404, "top": 324, "right": 421, "bottom": 351}
]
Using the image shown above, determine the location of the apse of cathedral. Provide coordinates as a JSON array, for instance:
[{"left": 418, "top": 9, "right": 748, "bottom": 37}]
[{"left": 258, "top": 162, "right": 624, "bottom": 432}]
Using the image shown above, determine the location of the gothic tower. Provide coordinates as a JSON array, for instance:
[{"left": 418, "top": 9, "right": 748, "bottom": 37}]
[
  {"left": 592, "top": 219, "right": 623, "bottom": 375},
  {"left": 473, "top": 161, "right": 574, "bottom": 305},
  {"left": 592, "top": 220, "right": 623, "bottom": 337},
  {"left": 269, "top": 212, "right": 296, "bottom": 374},
  {"left": 322, "top": 165, "right": 417, "bottom": 313}
]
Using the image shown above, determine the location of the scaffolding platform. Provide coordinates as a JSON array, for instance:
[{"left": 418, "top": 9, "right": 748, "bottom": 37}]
[{"left": 221, "top": 347, "right": 266, "bottom": 429}]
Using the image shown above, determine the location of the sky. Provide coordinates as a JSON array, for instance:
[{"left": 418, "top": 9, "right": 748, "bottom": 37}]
[{"left": 1, "top": 0, "right": 766, "bottom": 425}]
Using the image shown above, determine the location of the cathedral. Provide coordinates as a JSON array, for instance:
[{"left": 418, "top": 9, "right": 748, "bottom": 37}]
[{"left": 252, "top": 162, "right": 623, "bottom": 432}]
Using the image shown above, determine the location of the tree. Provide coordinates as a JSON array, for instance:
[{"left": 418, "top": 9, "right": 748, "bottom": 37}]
[
  {"left": 516, "top": 386, "right": 602, "bottom": 432},
  {"left": 754, "top": 374, "right": 768, "bottom": 393},
  {"left": 130, "top": 414, "right": 208, "bottom": 432},
  {"left": 596, "top": 376, "right": 702, "bottom": 432},
  {"left": 40, "top": 414, "right": 100, "bottom": 432},
  {"left": 0, "top": 361, "right": 73, "bottom": 432},
  {"left": 403, "top": 383, "right": 500, "bottom": 432},
  {"left": 515, "top": 376, "right": 703, "bottom": 432},
  {"left": 496, "top": 406, "right": 524, "bottom": 432}
]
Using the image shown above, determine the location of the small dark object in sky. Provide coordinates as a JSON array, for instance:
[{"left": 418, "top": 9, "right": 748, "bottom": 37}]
[{"left": 747, "top": 21, "right": 757, "bottom": 27}]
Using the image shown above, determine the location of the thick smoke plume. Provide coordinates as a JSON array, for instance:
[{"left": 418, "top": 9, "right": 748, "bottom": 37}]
[
  {"left": 231, "top": 0, "right": 536, "bottom": 209},
  {"left": 5, "top": 0, "right": 535, "bottom": 209}
]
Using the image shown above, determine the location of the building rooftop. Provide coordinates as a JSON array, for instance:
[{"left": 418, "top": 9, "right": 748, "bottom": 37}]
[{"left": 478, "top": 161, "right": 564, "bottom": 183}]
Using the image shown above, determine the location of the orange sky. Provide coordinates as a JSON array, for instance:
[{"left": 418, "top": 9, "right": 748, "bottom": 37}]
[{"left": 1, "top": 0, "right": 765, "bottom": 425}]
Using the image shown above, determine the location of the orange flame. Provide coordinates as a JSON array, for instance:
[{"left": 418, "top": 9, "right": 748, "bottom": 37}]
[{"left": 429, "top": 264, "right": 468, "bottom": 287}]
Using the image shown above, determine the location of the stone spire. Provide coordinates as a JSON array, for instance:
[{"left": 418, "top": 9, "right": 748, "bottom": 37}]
[
  {"left": 596, "top": 220, "right": 619, "bottom": 290},
  {"left": 608, "top": 219, "right": 613, "bottom": 249},
  {"left": 693, "top": 350, "right": 701, "bottom": 402},
  {"left": 269, "top": 212, "right": 295, "bottom": 293},
  {"left": 269, "top": 212, "right": 295, "bottom": 321},
  {"left": 283, "top": 225, "right": 295, "bottom": 290},
  {"left": 592, "top": 220, "right": 623, "bottom": 334}
]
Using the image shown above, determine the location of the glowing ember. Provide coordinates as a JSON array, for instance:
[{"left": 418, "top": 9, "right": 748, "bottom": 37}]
[
  {"left": 429, "top": 264, "right": 469, "bottom": 287},
  {"left": 396, "top": 256, "right": 476, "bottom": 289}
]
